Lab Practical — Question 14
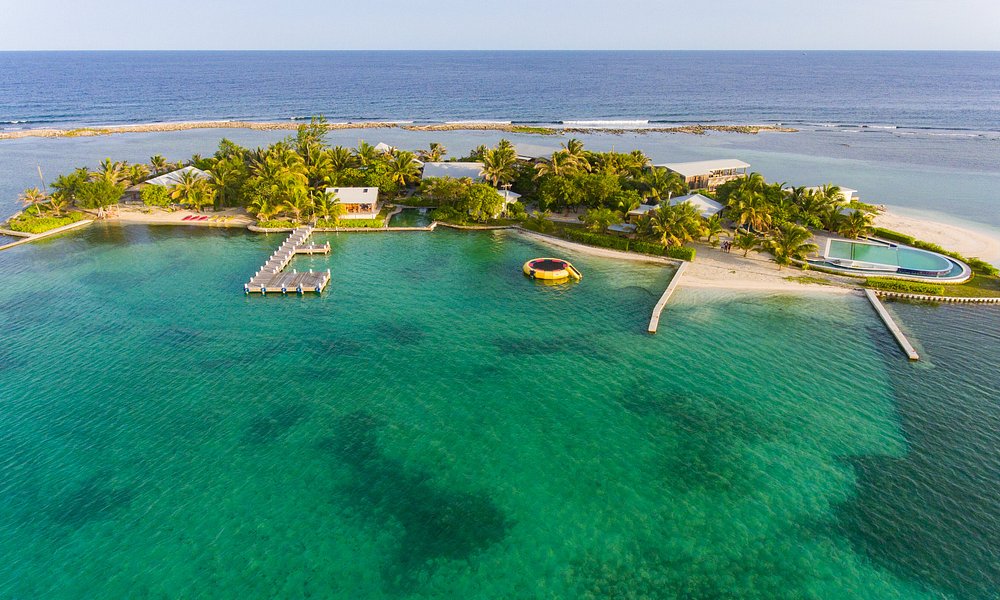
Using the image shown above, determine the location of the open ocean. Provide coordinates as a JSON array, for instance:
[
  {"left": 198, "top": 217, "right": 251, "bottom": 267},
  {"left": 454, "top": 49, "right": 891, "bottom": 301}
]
[
  {"left": 2, "top": 51, "right": 1000, "bottom": 599},
  {"left": 1, "top": 51, "right": 1000, "bottom": 132}
]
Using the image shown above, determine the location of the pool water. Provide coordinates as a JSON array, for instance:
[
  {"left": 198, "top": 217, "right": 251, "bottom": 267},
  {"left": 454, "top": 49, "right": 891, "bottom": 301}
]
[
  {"left": 389, "top": 208, "right": 432, "bottom": 228},
  {"left": 827, "top": 240, "right": 953, "bottom": 273}
]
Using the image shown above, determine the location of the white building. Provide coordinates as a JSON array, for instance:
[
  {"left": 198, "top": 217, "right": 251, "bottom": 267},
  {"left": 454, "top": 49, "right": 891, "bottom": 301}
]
[
  {"left": 627, "top": 193, "right": 724, "bottom": 222},
  {"left": 654, "top": 159, "right": 750, "bottom": 191},
  {"left": 325, "top": 187, "right": 380, "bottom": 219},
  {"left": 802, "top": 186, "right": 859, "bottom": 203},
  {"left": 124, "top": 166, "right": 211, "bottom": 203}
]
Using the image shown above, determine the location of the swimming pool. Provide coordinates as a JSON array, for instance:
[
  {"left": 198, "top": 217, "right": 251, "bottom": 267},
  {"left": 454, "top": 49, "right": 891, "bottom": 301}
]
[{"left": 816, "top": 239, "right": 969, "bottom": 280}]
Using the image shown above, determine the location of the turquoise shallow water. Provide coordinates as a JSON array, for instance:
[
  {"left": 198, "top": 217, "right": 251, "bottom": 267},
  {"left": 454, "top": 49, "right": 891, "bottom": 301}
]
[{"left": 0, "top": 225, "right": 996, "bottom": 598}]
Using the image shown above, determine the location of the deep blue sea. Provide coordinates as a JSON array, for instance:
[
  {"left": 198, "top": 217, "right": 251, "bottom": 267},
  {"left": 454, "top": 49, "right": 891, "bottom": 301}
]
[{"left": 1, "top": 51, "right": 999, "bottom": 131}]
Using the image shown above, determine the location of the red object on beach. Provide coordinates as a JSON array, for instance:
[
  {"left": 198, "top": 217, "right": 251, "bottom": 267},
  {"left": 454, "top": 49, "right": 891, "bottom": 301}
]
[
  {"left": 199, "top": 216, "right": 210, "bottom": 221},
  {"left": 181, "top": 215, "right": 193, "bottom": 221}
]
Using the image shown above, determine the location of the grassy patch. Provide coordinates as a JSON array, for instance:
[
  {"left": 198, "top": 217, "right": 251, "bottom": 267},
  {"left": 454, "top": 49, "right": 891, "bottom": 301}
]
[
  {"left": 6, "top": 211, "right": 85, "bottom": 234},
  {"left": 316, "top": 218, "right": 385, "bottom": 228},
  {"left": 256, "top": 220, "right": 297, "bottom": 229},
  {"left": 864, "top": 277, "right": 945, "bottom": 296},
  {"left": 940, "top": 275, "right": 1000, "bottom": 298},
  {"left": 785, "top": 275, "right": 835, "bottom": 286}
]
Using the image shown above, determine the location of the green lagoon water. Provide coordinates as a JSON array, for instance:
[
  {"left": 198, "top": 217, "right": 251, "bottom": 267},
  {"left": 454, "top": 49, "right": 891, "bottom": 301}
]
[{"left": 1, "top": 225, "right": 997, "bottom": 598}]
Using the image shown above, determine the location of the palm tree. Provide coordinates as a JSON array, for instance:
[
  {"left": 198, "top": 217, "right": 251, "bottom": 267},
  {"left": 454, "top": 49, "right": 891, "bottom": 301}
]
[
  {"left": 768, "top": 223, "right": 819, "bottom": 269},
  {"left": 48, "top": 193, "right": 70, "bottom": 217},
  {"left": 561, "top": 138, "right": 591, "bottom": 172},
  {"left": 326, "top": 146, "right": 356, "bottom": 172},
  {"left": 644, "top": 168, "right": 688, "bottom": 202},
  {"left": 581, "top": 207, "right": 622, "bottom": 232},
  {"left": 149, "top": 155, "right": 169, "bottom": 175},
  {"left": 128, "top": 163, "right": 151, "bottom": 186},
  {"left": 534, "top": 150, "right": 583, "bottom": 179},
  {"left": 281, "top": 190, "right": 313, "bottom": 224},
  {"left": 386, "top": 151, "right": 421, "bottom": 187},
  {"left": 18, "top": 187, "right": 46, "bottom": 213},
  {"left": 703, "top": 214, "right": 724, "bottom": 247},
  {"left": 354, "top": 141, "right": 379, "bottom": 167},
  {"left": 733, "top": 232, "right": 762, "bottom": 257},
  {"left": 94, "top": 158, "right": 126, "bottom": 186},
  {"left": 648, "top": 202, "right": 704, "bottom": 247},
  {"left": 418, "top": 142, "right": 447, "bottom": 162},
  {"left": 248, "top": 197, "right": 279, "bottom": 221},
  {"left": 482, "top": 146, "right": 516, "bottom": 187},
  {"left": 169, "top": 170, "right": 205, "bottom": 211},
  {"left": 728, "top": 190, "right": 772, "bottom": 234},
  {"left": 838, "top": 209, "right": 873, "bottom": 239}
]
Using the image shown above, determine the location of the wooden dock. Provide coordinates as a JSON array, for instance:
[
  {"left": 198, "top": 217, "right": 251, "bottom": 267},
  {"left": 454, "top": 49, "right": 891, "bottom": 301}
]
[
  {"left": 648, "top": 262, "right": 688, "bottom": 334},
  {"left": 864, "top": 289, "right": 919, "bottom": 361},
  {"left": 245, "top": 226, "right": 331, "bottom": 295}
]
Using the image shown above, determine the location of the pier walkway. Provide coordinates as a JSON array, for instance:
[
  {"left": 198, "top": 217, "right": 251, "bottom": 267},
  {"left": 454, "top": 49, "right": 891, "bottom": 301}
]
[
  {"left": 648, "top": 262, "right": 689, "bottom": 334},
  {"left": 245, "top": 226, "right": 331, "bottom": 295},
  {"left": 864, "top": 289, "right": 919, "bottom": 361}
]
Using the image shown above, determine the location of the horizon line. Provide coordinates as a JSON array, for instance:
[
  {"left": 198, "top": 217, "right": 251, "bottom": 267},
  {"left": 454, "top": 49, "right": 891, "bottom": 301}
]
[{"left": 2, "top": 48, "right": 999, "bottom": 53}]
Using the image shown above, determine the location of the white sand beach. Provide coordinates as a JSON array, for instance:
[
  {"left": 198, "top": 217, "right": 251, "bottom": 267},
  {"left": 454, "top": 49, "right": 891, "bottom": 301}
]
[
  {"left": 107, "top": 206, "right": 254, "bottom": 227},
  {"left": 875, "top": 208, "right": 1000, "bottom": 264}
]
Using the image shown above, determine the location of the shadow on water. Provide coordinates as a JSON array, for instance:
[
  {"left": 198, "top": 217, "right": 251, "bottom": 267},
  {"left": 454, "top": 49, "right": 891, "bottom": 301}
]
[
  {"left": 320, "top": 411, "right": 511, "bottom": 592},
  {"left": 492, "top": 332, "right": 603, "bottom": 357},
  {"left": 838, "top": 304, "right": 1000, "bottom": 599},
  {"left": 618, "top": 386, "right": 784, "bottom": 493},
  {"left": 46, "top": 472, "right": 134, "bottom": 529},
  {"left": 242, "top": 403, "right": 312, "bottom": 445},
  {"left": 375, "top": 321, "right": 427, "bottom": 346}
]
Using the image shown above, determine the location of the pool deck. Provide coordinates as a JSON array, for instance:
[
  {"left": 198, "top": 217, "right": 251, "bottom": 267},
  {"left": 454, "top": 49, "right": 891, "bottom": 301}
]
[
  {"left": 864, "top": 289, "right": 920, "bottom": 361},
  {"left": 648, "top": 262, "right": 689, "bottom": 334}
]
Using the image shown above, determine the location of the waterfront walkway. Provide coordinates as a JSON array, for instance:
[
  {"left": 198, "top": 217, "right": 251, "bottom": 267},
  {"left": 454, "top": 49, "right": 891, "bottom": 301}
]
[{"left": 244, "top": 226, "right": 331, "bottom": 295}]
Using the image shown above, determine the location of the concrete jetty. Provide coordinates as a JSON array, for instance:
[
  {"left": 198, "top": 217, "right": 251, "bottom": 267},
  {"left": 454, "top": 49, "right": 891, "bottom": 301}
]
[
  {"left": 864, "top": 289, "right": 919, "bottom": 361},
  {"left": 245, "top": 226, "right": 331, "bottom": 295},
  {"left": 0, "top": 219, "right": 93, "bottom": 252},
  {"left": 648, "top": 262, "right": 689, "bottom": 334}
]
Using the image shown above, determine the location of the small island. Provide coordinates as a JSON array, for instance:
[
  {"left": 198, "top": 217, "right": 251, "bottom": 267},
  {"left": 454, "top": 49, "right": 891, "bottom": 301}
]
[{"left": 3, "top": 117, "right": 998, "bottom": 301}]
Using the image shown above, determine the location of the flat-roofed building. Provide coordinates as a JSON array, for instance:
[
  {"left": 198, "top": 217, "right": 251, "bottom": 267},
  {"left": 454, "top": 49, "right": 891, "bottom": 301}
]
[
  {"left": 655, "top": 159, "right": 750, "bottom": 191},
  {"left": 325, "top": 186, "right": 380, "bottom": 219}
]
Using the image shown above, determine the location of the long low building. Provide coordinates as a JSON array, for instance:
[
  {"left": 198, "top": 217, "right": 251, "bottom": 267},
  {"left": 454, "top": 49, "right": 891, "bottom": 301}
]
[
  {"left": 655, "top": 159, "right": 750, "bottom": 191},
  {"left": 325, "top": 187, "right": 380, "bottom": 219},
  {"left": 801, "top": 185, "right": 859, "bottom": 203},
  {"left": 124, "top": 166, "right": 211, "bottom": 203},
  {"left": 627, "top": 193, "right": 724, "bottom": 222}
]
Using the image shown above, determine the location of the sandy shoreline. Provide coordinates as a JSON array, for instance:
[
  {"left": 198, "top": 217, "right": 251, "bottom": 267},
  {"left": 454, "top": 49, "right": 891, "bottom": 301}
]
[
  {"left": 876, "top": 208, "right": 1000, "bottom": 264},
  {"left": 513, "top": 228, "right": 856, "bottom": 294},
  {"left": 0, "top": 120, "right": 796, "bottom": 141}
]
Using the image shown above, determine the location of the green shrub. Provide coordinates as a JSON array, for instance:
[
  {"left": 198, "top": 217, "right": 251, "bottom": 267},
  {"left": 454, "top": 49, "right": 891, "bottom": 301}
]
[
  {"left": 966, "top": 258, "right": 999, "bottom": 277},
  {"left": 140, "top": 185, "right": 171, "bottom": 207},
  {"left": 7, "top": 212, "right": 84, "bottom": 234},
  {"left": 865, "top": 277, "right": 945, "bottom": 295},
  {"left": 665, "top": 246, "right": 697, "bottom": 261},
  {"left": 558, "top": 228, "right": 696, "bottom": 261},
  {"left": 870, "top": 227, "right": 998, "bottom": 275},
  {"left": 256, "top": 220, "right": 296, "bottom": 229},
  {"left": 870, "top": 227, "right": 915, "bottom": 245},
  {"left": 429, "top": 206, "right": 468, "bottom": 225}
]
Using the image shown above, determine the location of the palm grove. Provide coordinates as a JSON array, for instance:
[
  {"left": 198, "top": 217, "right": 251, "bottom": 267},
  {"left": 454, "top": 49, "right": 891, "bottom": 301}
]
[{"left": 10, "top": 119, "right": 874, "bottom": 268}]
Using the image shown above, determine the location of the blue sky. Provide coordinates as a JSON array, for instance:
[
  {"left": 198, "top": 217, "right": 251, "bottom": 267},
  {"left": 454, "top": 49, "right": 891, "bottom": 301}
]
[{"left": 2, "top": 0, "right": 999, "bottom": 50}]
